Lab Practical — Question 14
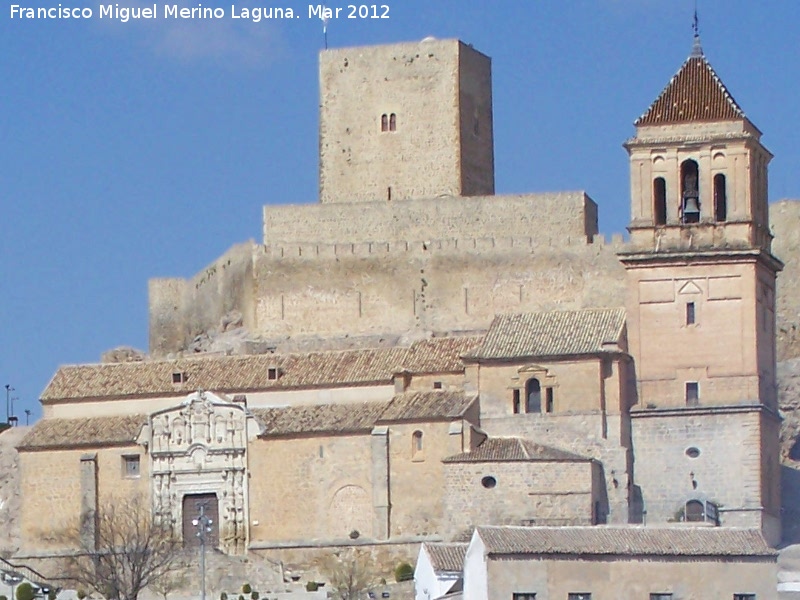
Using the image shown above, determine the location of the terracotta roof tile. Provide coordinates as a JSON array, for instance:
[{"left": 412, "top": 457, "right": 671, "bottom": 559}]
[
  {"left": 466, "top": 308, "right": 626, "bottom": 361},
  {"left": 636, "top": 54, "right": 746, "bottom": 125},
  {"left": 423, "top": 543, "right": 467, "bottom": 573},
  {"left": 42, "top": 337, "right": 477, "bottom": 402},
  {"left": 252, "top": 390, "right": 476, "bottom": 436},
  {"left": 18, "top": 415, "right": 147, "bottom": 450},
  {"left": 476, "top": 526, "right": 777, "bottom": 557},
  {"left": 250, "top": 402, "right": 386, "bottom": 436},
  {"left": 379, "top": 391, "right": 476, "bottom": 422},
  {"left": 443, "top": 438, "right": 589, "bottom": 463}
]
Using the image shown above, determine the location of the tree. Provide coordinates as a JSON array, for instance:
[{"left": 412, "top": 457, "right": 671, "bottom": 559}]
[
  {"left": 15, "top": 584, "right": 35, "bottom": 600},
  {"left": 148, "top": 568, "right": 189, "bottom": 600},
  {"left": 318, "top": 550, "right": 378, "bottom": 600},
  {"left": 62, "top": 495, "right": 185, "bottom": 600}
]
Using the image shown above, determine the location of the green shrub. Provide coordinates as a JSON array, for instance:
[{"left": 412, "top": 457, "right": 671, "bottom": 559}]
[
  {"left": 305, "top": 582, "right": 319, "bottom": 592},
  {"left": 242, "top": 585, "right": 252, "bottom": 595},
  {"left": 48, "top": 591, "right": 57, "bottom": 600},
  {"left": 238, "top": 595, "right": 245, "bottom": 600},
  {"left": 76, "top": 591, "right": 87, "bottom": 600},
  {"left": 1, "top": 594, "right": 9, "bottom": 600},
  {"left": 220, "top": 594, "right": 228, "bottom": 600},
  {"left": 394, "top": 562, "right": 414, "bottom": 583},
  {"left": 251, "top": 592, "right": 259, "bottom": 600},
  {"left": 16, "top": 583, "right": 35, "bottom": 600}
]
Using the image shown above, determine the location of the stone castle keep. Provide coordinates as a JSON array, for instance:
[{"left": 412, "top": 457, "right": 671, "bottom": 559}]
[{"left": 13, "top": 36, "right": 791, "bottom": 577}]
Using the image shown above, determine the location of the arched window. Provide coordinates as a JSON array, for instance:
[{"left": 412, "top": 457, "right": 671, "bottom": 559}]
[
  {"left": 381, "top": 114, "right": 388, "bottom": 132},
  {"left": 714, "top": 173, "right": 727, "bottom": 222},
  {"left": 680, "top": 160, "right": 700, "bottom": 223},
  {"left": 389, "top": 113, "right": 397, "bottom": 132},
  {"left": 653, "top": 177, "right": 667, "bottom": 225},
  {"left": 412, "top": 430, "right": 423, "bottom": 458},
  {"left": 685, "top": 499, "right": 705, "bottom": 522},
  {"left": 525, "top": 379, "right": 541, "bottom": 413}
]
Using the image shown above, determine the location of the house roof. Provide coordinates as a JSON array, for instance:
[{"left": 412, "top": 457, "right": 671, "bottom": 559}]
[
  {"left": 379, "top": 390, "right": 476, "bottom": 422},
  {"left": 636, "top": 50, "right": 746, "bottom": 126},
  {"left": 18, "top": 415, "right": 147, "bottom": 450},
  {"left": 41, "top": 336, "right": 480, "bottom": 402},
  {"left": 251, "top": 402, "right": 387, "bottom": 436},
  {"left": 423, "top": 543, "right": 468, "bottom": 573},
  {"left": 465, "top": 308, "right": 626, "bottom": 361},
  {"left": 443, "top": 438, "right": 589, "bottom": 463},
  {"left": 475, "top": 526, "right": 777, "bottom": 558},
  {"left": 252, "top": 390, "right": 476, "bottom": 437}
]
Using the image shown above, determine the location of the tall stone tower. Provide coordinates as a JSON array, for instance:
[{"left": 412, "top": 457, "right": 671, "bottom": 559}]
[
  {"left": 619, "top": 36, "right": 783, "bottom": 543},
  {"left": 318, "top": 38, "right": 495, "bottom": 203}
]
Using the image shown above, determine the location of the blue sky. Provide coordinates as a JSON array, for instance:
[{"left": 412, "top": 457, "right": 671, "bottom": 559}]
[{"left": 2, "top": 1, "right": 799, "bottom": 421}]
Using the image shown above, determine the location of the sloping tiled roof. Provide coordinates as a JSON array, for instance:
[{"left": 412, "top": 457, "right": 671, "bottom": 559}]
[
  {"left": 252, "top": 390, "right": 476, "bottom": 436},
  {"left": 636, "top": 53, "right": 746, "bottom": 125},
  {"left": 424, "top": 543, "right": 467, "bottom": 573},
  {"left": 18, "top": 415, "right": 147, "bottom": 450},
  {"left": 42, "top": 337, "right": 477, "bottom": 402},
  {"left": 380, "top": 391, "right": 476, "bottom": 422},
  {"left": 443, "top": 438, "right": 589, "bottom": 463},
  {"left": 466, "top": 308, "right": 626, "bottom": 361},
  {"left": 476, "top": 526, "right": 777, "bottom": 558},
  {"left": 251, "top": 402, "right": 387, "bottom": 436}
]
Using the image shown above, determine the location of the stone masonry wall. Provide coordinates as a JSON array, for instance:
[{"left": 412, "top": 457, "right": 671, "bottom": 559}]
[
  {"left": 629, "top": 408, "right": 773, "bottom": 533},
  {"left": 251, "top": 234, "right": 625, "bottom": 340},
  {"left": 318, "top": 39, "right": 493, "bottom": 204},
  {"left": 247, "top": 434, "right": 373, "bottom": 544},
  {"left": 149, "top": 242, "right": 256, "bottom": 356},
  {"left": 444, "top": 460, "right": 594, "bottom": 538},
  {"left": 263, "top": 193, "right": 596, "bottom": 246}
]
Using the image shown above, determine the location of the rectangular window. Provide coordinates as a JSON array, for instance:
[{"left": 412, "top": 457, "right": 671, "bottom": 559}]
[
  {"left": 123, "top": 455, "right": 140, "bottom": 478},
  {"left": 686, "top": 302, "right": 696, "bottom": 325},
  {"left": 512, "top": 594, "right": 536, "bottom": 600},
  {"left": 268, "top": 367, "right": 278, "bottom": 380},
  {"left": 650, "top": 595, "right": 673, "bottom": 600},
  {"left": 733, "top": 595, "right": 756, "bottom": 600},
  {"left": 686, "top": 382, "right": 699, "bottom": 406},
  {"left": 433, "top": 381, "right": 442, "bottom": 389},
  {"left": 545, "top": 387, "right": 554, "bottom": 413},
  {"left": 172, "top": 371, "right": 185, "bottom": 384},
  {"left": 512, "top": 389, "right": 521, "bottom": 414},
  {"left": 568, "top": 594, "right": 591, "bottom": 600}
]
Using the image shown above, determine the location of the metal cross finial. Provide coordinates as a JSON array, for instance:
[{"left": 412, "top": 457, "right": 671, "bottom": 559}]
[{"left": 690, "top": 2, "right": 704, "bottom": 58}]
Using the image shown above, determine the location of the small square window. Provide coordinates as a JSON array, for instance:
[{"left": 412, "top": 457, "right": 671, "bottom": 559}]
[
  {"left": 433, "top": 381, "right": 442, "bottom": 390},
  {"left": 123, "top": 455, "right": 140, "bottom": 478},
  {"left": 512, "top": 594, "right": 536, "bottom": 600},
  {"left": 268, "top": 367, "right": 278, "bottom": 380},
  {"left": 733, "top": 595, "right": 756, "bottom": 600},
  {"left": 686, "top": 302, "right": 696, "bottom": 325},
  {"left": 650, "top": 594, "right": 673, "bottom": 600},
  {"left": 686, "top": 382, "right": 699, "bottom": 406},
  {"left": 172, "top": 371, "right": 185, "bottom": 384},
  {"left": 568, "top": 594, "right": 591, "bottom": 600}
]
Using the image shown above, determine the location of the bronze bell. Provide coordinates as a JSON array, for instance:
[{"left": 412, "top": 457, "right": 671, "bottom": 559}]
[{"left": 683, "top": 197, "right": 700, "bottom": 216}]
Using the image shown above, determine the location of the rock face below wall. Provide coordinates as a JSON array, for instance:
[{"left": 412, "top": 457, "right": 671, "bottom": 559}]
[
  {"left": 0, "top": 426, "right": 29, "bottom": 555},
  {"left": 772, "top": 200, "right": 800, "bottom": 360},
  {"left": 779, "top": 358, "right": 800, "bottom": 544}
]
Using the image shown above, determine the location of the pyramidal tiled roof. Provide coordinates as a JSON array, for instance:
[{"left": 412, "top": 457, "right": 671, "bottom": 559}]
[{"left": 636, "top": 45, "right": 746, "bottom": 126}]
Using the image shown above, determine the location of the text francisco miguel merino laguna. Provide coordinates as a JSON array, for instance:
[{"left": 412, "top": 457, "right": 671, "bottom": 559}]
[{"left": 10, "top": 4, "right": 391, "bottom": 21}]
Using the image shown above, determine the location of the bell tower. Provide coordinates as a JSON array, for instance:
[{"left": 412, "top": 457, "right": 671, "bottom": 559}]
[{"left": 620, "top": 33, "right": 783, "bottom": 543}]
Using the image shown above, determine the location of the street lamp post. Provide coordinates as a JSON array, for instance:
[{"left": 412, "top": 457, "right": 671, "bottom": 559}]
[
  {"left": 192, "top": 505, "right": 213, "bottom": 600},
  {"left": 4, "top": 385, "right": 13, "bottom": 424},
  {"left": 3, "top": 571, "right": 24, "bottom": 600}
]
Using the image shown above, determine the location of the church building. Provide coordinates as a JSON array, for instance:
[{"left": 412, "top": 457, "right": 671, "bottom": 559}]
[{"left": 15, "top": 33, "right": 782, "bottom": 586}]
